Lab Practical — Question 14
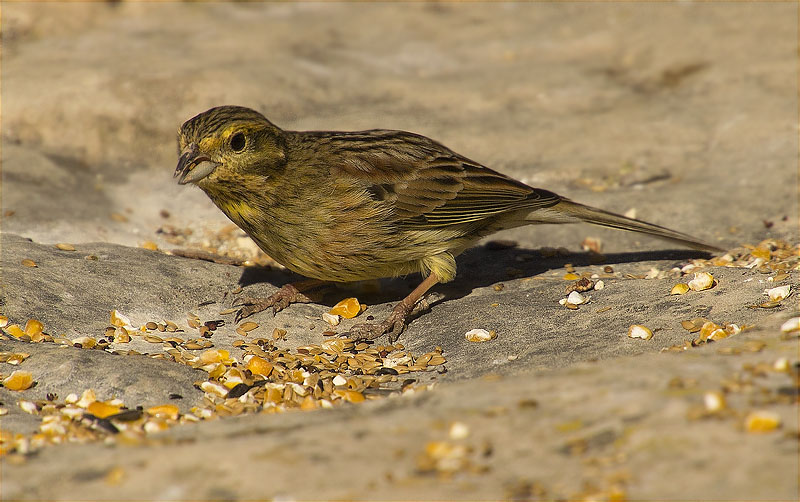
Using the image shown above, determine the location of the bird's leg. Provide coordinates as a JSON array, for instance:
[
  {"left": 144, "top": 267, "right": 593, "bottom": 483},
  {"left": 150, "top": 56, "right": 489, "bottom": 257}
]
[
  {"left": 234, "top": 279, "right": 327, "bottom": 323},
  {"left": 348, "top": 272, "right": 441, "bottom": 342}
]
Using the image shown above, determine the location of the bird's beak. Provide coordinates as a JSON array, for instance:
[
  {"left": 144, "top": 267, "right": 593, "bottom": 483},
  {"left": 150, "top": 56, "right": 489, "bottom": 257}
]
[{"left": 175, "top": 144, "right": 221, "bottom": 185}]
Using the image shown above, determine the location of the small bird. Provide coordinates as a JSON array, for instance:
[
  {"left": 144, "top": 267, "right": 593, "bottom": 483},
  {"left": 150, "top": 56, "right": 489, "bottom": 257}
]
[{"left": 175, "top": 105, "right": 721, "bottom": 341}]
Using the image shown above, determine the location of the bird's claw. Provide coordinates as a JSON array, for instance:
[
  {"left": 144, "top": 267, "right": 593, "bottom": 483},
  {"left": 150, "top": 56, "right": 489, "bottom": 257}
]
[
  {"left": 231, "top": 284, "right": 310, "bottom": 323},
  {"left": 347, "top": 302, "right": 412, "bottom": 342}
]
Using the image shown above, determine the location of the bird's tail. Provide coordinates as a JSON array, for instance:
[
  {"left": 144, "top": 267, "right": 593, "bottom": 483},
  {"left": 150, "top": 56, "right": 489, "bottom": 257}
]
[{"left": 526, "top": 199, "right": 724, "bottom": 253}]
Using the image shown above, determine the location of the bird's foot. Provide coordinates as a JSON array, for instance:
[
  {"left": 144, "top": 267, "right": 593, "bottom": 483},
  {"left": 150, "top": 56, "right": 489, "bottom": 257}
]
[
  {"left": 233, "top": 283, "right": 314, "bottom": 323},
  {"left": 348, "top": 300, "right": 415, "bottom": 343}
]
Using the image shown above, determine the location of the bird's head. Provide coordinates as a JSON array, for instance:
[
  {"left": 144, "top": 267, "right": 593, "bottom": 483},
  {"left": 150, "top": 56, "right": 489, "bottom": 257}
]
[{"left": 175, "top": 106, "right": 286, "bottom": 188}]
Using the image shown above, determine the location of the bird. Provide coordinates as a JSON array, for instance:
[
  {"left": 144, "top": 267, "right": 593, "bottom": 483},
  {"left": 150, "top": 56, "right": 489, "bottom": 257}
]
[{"left": 175, "top": 105, "right": 722, "bottom": 341}]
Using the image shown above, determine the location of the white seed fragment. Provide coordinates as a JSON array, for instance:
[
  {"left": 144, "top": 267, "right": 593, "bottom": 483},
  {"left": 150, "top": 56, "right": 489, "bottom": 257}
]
[
  {"left": 764, "top": 285, "right": 790, "bottom": 302},
  {"left": 448, "top": 421, "right": 470, "bottom": 440},
  {"left": 628, "top": 325, "right": 653, "bottom": 340},
  {"left": 688, "top": 272, "right": 714, "bottom": 291},
  {"left": 704, "top": 391, "right": 726, "bottom": 412},
  {"left": 465, "top": 329, "right": 496, "bottom": 342},
  {"left": 19, "top": 400, "right": 38, "bottom": 414},
  {"left": 645, "top": 268, "right": 662, "bottom": 279},
  {"left": 780, "top": 317, "right": 799, "bottom": 333},
  {"left": 566, "top": 291, "right": 589, "bottom": 305},
  {"left": 594, "top": 280, "right": 604, "bottom": 291},
  {"left": 332, "top": 374, "right": 348, "bottom": 387},
  {"left": 724, "top": 324, "right": 742, "bottom": 335},
  {"left": 773, "top": 357, "right": 790, "bottom": 372},
  {"left": 322, "top": 312, "right": 340, "bottom": 326},
  {"left": 200, "top": 381, "right": 229, "bottom": 398},
  {"left": 110, "top": 310, "right": 132, "bottom": 328}
]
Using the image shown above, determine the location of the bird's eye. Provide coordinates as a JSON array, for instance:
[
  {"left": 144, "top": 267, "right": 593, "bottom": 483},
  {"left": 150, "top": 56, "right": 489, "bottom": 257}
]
[{"left": 230, "top": 132, "right": 246, "bottom": 152}]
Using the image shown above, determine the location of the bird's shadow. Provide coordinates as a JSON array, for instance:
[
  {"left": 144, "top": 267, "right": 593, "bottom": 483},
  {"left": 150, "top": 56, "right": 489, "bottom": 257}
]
[{"left": 236, "top": 244, "right": 713, "bottom": 308}]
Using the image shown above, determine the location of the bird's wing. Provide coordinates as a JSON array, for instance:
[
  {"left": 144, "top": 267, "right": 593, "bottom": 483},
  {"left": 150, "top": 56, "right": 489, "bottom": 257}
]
[{"left": 323, "top": 130, "right": 562, "bottom": 227}]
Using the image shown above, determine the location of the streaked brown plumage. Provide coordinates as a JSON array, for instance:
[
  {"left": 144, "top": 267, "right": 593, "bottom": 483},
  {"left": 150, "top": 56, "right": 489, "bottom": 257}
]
[{"left": 176, "top": 105, "right": 722, "bottom": 340}]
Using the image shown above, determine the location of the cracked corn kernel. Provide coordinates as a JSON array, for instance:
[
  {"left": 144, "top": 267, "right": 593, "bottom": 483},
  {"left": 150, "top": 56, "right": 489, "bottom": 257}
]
[
  {"left": 773, "top": 357, "right": 790, "bottom": 372},
  {"left": 745, "top": 410, "right": 781, "bottom": 433},
  {"left": 146, "top": 404, "right": 180, "bottom": 420},
  {"left": 322, "top": 312, "right": 340, "bottom": 326},
  {"left": 144, "top": 419, "right": 170, "bottom": 434},
  {"left": 448, "top": 421, "right": 470, "bottom": 440},
  {"left": 201, "top": 381, "right": 229, "bottom": 398},
  {"left": 246, "top": 355, "right": 273, "bottom": 376},
  {"left": 76, "top": 389, "right": 98, "bottom": 408},
  {"left": 765, "top": 285, "right": 791, "bottom": 302},
  {"left": 5, "top": 352, "right": 30, "bottom": 365},
  {"left": 110, "top": 310, "right": 132, "bottom": 327},
  {"left": 329, "top": 298, "right": 361, "bottom": 319},
  {"left": 566, "top": 291, "right": 589, "bottom": 305},
  {"left": 3, "top": 371, "right": 34, "bottom": 391},
  {"left": 333, "top": 389, "right": 365, "bottom": 403},
  {"left": 19, "top": 400, "right": 38, "bottom": 414},
  {"left": 199, "top": 349, "right": 230, "bottom": 365},
  {"left": 4, "top": 325, "right": 27, "bottom": 339},
  {"left": 465, "top": 329, "right": 496, "bottom": 342},
  {"left": 627, "top": 325, "right": 653, "bottom": 340},
  {"left": 780, "top": 317, "right": 799, "bottom": 333},
  {"left": 24, "top": 319, "right": 44, "bottom": 336},
  {"left": 72, "top": 336, "right": 97, "bottom": 348},
  {"left": 687, "top": 272, "right": 714, "bottom": 291},
  {"left": 87, "top": 401, "right": 121, "bottom": 419},
  {"left": 703, "top": 391, "right": 726, "bottom": 412},
  {"left": 300, "top": 395, "right": 318, "bottom": 410},
  {"left": 670, "top": 283, "right": 690, "bottom": 295},
  {"left": 698, "top": 322, "right": 726, "bottom": 342}
]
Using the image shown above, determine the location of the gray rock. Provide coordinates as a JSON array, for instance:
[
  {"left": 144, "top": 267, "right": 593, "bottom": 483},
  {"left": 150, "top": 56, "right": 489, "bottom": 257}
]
[{"left": 1, "top": 1, "right": 796, "bottom": 500}]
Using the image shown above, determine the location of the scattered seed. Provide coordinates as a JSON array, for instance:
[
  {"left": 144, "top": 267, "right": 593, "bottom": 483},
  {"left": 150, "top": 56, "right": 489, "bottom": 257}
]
[
  {"left": 627, "top": 325, "right": 653, "bottom": 340},
  {"left": 110, "top": 310, "right": 131, "bottom": 328},
  {"left": 703, "top": 391, "right": 727, "bottom": 412},
  {"left": 322, "top": 312, "right": 340, "bottom": 326},
  {"left": 87, "top": 401, "right": 122, "bottom": 419},
  {"left": 146, "top": 404, "right": 180, "bottom": 420},
  {"left": 3, "top": 370, "right": 34, "bottom": 391},
  {"left": 687, "top": 272, "right": 714, "bottom": 291},
  {"left": 238, "top": 321, "right": 259, "bottom": 332},
  {"left": 329, "top": 298, "right": 362, "bottom": 319},
  {"left": 670, "top": 283, "right": 690, "bottom": 295},
  {"left": 745, "top": 410, "right": 782, "bottom": 433},
  {"left": 465, "top": 329, "right": 496, "bottom": 342},
  {"left": 780, "top": 317, "right": 799, "bottom": 333},
  {"left": 765, "top": 285, "right": 791, "bottom": 302},
  {"left": 56, "top": 243, "right": 76, "bottom": 251},
  {"left": 21, "top": 259, "right": 37, "bottom": 268}
]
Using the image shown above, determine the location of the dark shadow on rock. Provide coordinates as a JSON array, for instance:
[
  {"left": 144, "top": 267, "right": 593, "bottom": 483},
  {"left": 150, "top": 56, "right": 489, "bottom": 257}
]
[{"left": 236, "top": 244, "right": 714, "bottom": 307}]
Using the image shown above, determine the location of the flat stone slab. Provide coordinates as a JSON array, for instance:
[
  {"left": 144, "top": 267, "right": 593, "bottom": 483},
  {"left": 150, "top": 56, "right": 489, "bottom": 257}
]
[{"left": 1, "top": 2, "right": 797, "bottom": 500}]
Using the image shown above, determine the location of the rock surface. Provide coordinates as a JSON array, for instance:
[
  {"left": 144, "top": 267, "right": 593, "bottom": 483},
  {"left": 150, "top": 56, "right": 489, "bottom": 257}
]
[{"left": 1, "top": 2, "right": 797, "bottom": 500}]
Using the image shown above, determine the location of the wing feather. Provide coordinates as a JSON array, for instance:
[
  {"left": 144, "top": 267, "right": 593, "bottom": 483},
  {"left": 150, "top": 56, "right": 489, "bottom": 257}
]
[{"left": 316, "top": 129, "right": 562, "bottom": 227}]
